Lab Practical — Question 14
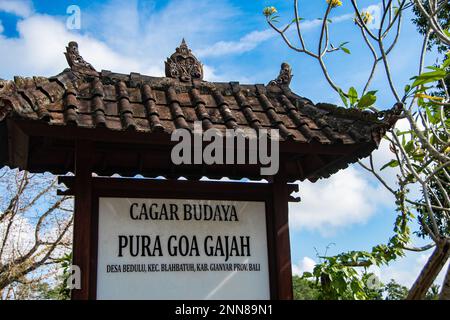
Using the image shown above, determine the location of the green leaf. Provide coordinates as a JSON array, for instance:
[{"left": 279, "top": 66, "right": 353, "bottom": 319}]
[
  {"left": 380, "top": 159, "right": 399, "bottom": 170},
  {"left": 338, "top": 42, "right": 351, "bottom": 54},
  {"left": 404, "top": 140, "right": 415, "bottom": 154},
  {"left": 291, "top": 17, "right": 304, "bottom": 23},
  {"left": 269, "top": 15, "right": 280, "bottom": 23},
  {"left": 340, "top": 46, "right": 351, "bottom": 54},
  {"left": 412, "top": 155, "right": 424, "bottom": 162},
  {"left": 357, "top": 93, "right": 377, "bottom": 109},
  {"left": 443, "top": 56, "right": 450, "bottom": 68},
  {"left": 338, "top": 88, "right": 348, "bottom": 107},
  {"left": 348, "top": 87, "right": 358, "bottom": 105}
]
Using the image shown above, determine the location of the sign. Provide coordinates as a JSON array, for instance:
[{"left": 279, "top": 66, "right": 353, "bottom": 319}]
[{"left": 96, "top": 198, "right": 270, "bottom": 300}]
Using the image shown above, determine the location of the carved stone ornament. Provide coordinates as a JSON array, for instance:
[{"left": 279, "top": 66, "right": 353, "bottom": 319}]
[
  {"left": 64, "top": 41, "right": 99, "bottom": 78},
  {"left": 165, "top": 39, "right": 203, "bottom": 82},
  {"left": 269, "top": 62, "right": 293, "bottom": 87}
]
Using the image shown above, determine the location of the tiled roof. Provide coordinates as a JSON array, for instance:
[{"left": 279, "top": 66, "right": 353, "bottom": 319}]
[{"left": 0, "top": 40, "right": 401, "bottom": 181}]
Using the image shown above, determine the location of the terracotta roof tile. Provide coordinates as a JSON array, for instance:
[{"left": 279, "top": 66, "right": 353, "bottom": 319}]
[
  {"left": 0, "top": 40, "right": 403, "bottom": 181},
  {"left": 2, "top": 68, "right": 397, "bottom": 142},
  {"left": 1, "top": 73, "right": 395, "bottom": 141}
]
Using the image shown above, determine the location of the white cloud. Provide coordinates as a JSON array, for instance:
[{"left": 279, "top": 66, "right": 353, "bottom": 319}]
[
  {"left": 0, "top": 0, "right": 33, "bottom": 18},
  {"left": 0, "top": 0, "right": 244, "bottom": 81},
  {"left": 194, "top": 2, "right": 380, "bottom": 60},
  {"left": 292, "top": 256, "right": 316, "bottom": 276},
  {"left": 197, "top": 12, "right": 354, "bottom": 58},
  {"left": 203, "top": 65, "right": 229, "bottom": 81},
  {"left": 82, "top": 0, "right": 237, "bottom": 63},
  {"left": 0, "top": 14, "right": 144, "bottom": 79},
  {"left": 197, "top": 29, "right": 274, "bottom": 58},
  {"left": 289, "top": 166, "right": 391, "bottom": 236},
  {"left": 333, "top": 13, "right": 354, "bottom": 23},
  {"left": 297, "top": 13, "right": 353, "bottom": 31}
]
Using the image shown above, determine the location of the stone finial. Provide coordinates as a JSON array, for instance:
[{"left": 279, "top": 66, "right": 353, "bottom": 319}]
[
  {"left": 64, "top": 41, "right": 99, "bottom": 78},
  {"left": 269, "top": 62, "right": 293, "bottom": 87},
  {"left": 165, "top": 39, "right": 203, "bottom": 82}
]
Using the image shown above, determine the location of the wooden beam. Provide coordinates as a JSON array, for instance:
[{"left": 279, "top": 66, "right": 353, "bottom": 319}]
[
  {"left": 14, "top": 119, "right": 366, "bottom": 156},
  {"left": 0, "top": 121, "right": 9, "bottom": 165},
  {"left": 15, "top": 119, "right": 174, "bottom": 146},
  {"left": 7, "top": 119, "right": 29, "bottom": 169},
  {"left": 271, "top": 170, "right": 293, "bottom": 299},
  {"left": 71, "top": 140, "right": 94, "bottom": 300},
  {"left": 58, "top": 176, "right": 300, "bottom": 203},
  {"left": 280, "top": 140, "right": 362, "bottom": 155},
  {"left": 305, "top": 143, "right": 373, "bottom": 181}
]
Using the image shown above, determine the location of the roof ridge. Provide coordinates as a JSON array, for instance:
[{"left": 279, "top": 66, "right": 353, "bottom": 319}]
[{"left": 314, "top": 102, "right": 381, "bottom": 123}]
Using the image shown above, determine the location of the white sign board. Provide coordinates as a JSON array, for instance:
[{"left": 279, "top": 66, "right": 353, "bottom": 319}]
[{"left": 96, "top": 198, "right": 270, "bottom": 300}]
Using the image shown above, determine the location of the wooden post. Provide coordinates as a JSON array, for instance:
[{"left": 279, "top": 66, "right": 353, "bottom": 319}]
[
  {"left": 71, "top": 140, "right": 93, "bottom": 300},
  {"left": 271, "top": 171, "right": 293, "bottom": 299}
]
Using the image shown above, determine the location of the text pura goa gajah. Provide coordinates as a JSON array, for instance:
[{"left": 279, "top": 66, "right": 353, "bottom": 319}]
[{"left": 116, "top": 202, "right": 253, "bottom": 262}]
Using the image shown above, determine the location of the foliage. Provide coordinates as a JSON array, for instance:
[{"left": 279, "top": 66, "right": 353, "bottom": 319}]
[
  {"left": 384, "top": 280, "right": 443, "bottom": 300},
  {"left": 412, "top": 0, "right": 450, "bottom": 54},
  {"left": 300, "top": 189, "right": 414, "bottom": 299},
  {"left": 384, "top": 279, "right": 409, "bottom": 300},
  {"left": 338, "top": 87, "right": 378, "bottom": 110},
  {"left": 292, "top": 275, "right": 321, "bottom": 300},
  {"left": 0, "top": 168, "right": 73, "bottom": 299},
  {"left": 1, "top": 281, "right": 54, "bottom": 300},
  {"left": 416, "top": 171, "right": 450, "bottom": 239},
  {"left": 264, "top": 0, "right": 450, "bottom": 299},
  {"left": 295, "top": 274, "right": 440, "bottom": 300},
  {"left": 46, "top": 253, "right": 72, "bottom": 300},
  {"left": 425, "top": 284, "right": 441, "bottom": 299},
  {"left": 5, "top": 252, "right": 73, "bottom": 300}
]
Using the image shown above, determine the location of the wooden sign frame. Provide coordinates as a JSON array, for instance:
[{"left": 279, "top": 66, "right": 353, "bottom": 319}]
[{"left": 58, "top": 140, "right": 296, "bottom": 300}]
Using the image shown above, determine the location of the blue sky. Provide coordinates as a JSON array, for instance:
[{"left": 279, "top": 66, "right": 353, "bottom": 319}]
[{"left": 0, "top": 0, "right": 447, "bottom": 288}]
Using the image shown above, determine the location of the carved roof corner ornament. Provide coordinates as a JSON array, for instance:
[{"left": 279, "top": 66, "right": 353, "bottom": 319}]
[
  {"left": 269, "top": 62, "right": 293, "bottom": 87},
  {"left": 165, "top": 39, "right": 204, "bottom": 82},
  {"left": 64, "top": 41, "right": 99, "bottom": 78}
]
